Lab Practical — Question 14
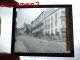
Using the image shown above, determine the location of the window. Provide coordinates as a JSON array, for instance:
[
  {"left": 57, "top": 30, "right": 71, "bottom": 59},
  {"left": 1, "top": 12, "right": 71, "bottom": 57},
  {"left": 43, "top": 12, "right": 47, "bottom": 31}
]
[
  {"left": 48, "top": 24, "right": 50, "bottom": 29},
  {"left": 48, "top": 31, "right": 50, "bottom": 33},
  {"left": 45, "top": 20, "right": 47, "bottom": 24},
  {"left": 61, "top": 11, "right": 65, "bottom": 16},
  {"left": 51, "top": 30, "right": 53, "bottom": 33},
  {"left": 48, "top": 18, "right": 50, "bottom": 23},
  {"left": 51, "top": 16, "right": 53, "bottom": 21},
  {"left": 61, "top": 10, "right": 66, "bottom": 27},
  {"left": 61, "top": 28, "right": 66, "bottom": 38},
  {"left": 45, "top": 26, "right": 46, "bottom": 29},
  {"left": 45, "top": 21, "right": 46, "bottom": 24},
  {"left": 61, "top": 18, "right": 66, "bottom": 27},
  {"left": 46, "top": 31, "right": 47, "bottom": 33},
  {"left": 51, "top": 22, "right": 53, "bottom": 28},
  {"left": 51, "top": 16, "right": 53, "bottom": 28},
  {"left": 55, "top": 20, "right": 57, "bottom": 27},
  {"left": 55, "top": 13, "right": 57, "bottom": 27},
  {"left": 45, "top": 25, "right": 48, "bottom": 30},
  {"left": 42, "top": 13, "right": 44, "bottom": 17},
  {"left": 55, "top": 13, "right": 57, "bottom": 19}
]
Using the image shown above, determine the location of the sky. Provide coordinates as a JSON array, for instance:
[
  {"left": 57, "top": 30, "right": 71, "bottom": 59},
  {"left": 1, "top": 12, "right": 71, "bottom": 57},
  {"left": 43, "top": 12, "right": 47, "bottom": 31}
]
[
  {"left": 16, "top": 8, "right": 59, "bottom": 28},
  {"left": 16, "top": 8, "right": 47, "bottom": 28}
]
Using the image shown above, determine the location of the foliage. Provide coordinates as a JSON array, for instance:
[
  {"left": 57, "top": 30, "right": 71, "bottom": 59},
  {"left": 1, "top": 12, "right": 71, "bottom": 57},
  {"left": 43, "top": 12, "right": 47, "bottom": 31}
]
[
  {"left": 55, "top": 31, "right": 60, "bottom": 36},
  {"left": 45, "top": 33, "right": 50, "bottom": 36},
  {"left": 25, "top": 28, "right": 30, "bottom": 34},
  {"left": 51, "top": 33, "right": 54, "bottom": 36}
]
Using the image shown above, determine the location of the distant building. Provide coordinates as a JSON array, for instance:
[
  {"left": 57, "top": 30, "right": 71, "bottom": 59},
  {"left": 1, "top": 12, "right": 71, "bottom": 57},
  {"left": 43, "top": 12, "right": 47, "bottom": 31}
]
[
  {"left": 31, "top": 11, "right": 44, "bottom": 35},
  {"left": 31, "top": 8, "right": 66, "bottom": 39},
  {"left": 23, "top": 22, "right": 31, "bottom": 30},
  {"left": 43, "top": 8, "right": 66, "bottom": 39},
  {"left": 16, "top": 23, "right": 31, "bottom": 35}
]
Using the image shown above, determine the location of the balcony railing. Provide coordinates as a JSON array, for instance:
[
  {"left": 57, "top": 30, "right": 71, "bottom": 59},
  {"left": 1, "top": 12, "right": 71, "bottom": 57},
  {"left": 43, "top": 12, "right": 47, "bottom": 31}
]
[{"left": 32, "top": 21, "right": 43, "bottom": 30}]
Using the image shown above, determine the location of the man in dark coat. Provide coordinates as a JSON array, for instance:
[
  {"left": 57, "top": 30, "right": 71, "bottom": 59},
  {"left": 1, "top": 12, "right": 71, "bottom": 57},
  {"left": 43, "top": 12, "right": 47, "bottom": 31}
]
[{"left": 55, "top": 29, "right": 60, "bottom": 40}]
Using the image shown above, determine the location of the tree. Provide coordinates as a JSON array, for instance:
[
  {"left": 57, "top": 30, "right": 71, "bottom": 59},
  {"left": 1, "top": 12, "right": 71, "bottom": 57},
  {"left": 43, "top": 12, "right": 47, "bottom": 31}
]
[
  {"left": 25, "top": 28, "right": 30, "bottom": 35},
  {"left": 50, "top": 33, "right": 55, "bottom": 40},
  {"left": 45, "top": 33, "right": 50, "bottom": 37},
  {"left": 55, "top": 31, "right": 60, "bottom": 40},
  {"left": 55, "top": 31, "right": 60, "bottom": 36},
  {"left": 51, "top": 33, "right": 54, "bottom": 36}
]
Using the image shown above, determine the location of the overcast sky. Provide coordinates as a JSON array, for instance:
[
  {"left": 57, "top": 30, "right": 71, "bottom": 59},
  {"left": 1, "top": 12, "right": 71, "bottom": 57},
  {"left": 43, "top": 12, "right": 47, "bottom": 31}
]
[{"left": 16, "top": 8, "right": 47, "bottom": 28}]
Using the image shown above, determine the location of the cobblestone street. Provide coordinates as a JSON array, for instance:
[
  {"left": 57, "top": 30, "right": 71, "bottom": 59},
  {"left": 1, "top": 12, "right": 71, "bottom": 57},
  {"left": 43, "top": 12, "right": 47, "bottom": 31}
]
[{"left": 15, "top": 35, "right": 70, "bottom": 53}]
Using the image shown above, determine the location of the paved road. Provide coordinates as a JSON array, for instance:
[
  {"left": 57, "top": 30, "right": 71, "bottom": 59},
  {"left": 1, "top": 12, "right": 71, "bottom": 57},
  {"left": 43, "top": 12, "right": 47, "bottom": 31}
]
[{"left": 15, "top": 35, "right": 70, "bottom": 53}]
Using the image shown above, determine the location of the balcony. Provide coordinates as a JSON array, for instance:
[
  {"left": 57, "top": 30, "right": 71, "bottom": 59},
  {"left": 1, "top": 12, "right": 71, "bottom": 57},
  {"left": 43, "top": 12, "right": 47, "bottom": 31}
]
[{"left": 32, "top": 21, "right": 43, "bottom": 30}]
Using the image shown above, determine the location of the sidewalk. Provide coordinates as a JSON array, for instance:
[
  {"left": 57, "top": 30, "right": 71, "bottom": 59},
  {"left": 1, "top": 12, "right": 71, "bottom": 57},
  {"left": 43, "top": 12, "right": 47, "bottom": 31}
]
[{"left": 14, "top": 40, "right": 30, "bottom": 53}]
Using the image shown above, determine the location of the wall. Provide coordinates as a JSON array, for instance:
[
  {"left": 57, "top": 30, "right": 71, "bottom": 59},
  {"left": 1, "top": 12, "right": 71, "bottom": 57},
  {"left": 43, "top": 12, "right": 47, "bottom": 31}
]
[{"left": 0, "top": 7, "right": 13, "bottom": 53}]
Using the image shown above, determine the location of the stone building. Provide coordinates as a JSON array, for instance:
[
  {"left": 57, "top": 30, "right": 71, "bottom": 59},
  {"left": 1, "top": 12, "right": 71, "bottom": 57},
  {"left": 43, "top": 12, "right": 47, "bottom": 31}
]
[
  {"left": 43, "top": 8, "right": 66, "bottom": 39},
  {"left": 31, "top": 8, "right": 66, "bottom": 39}
]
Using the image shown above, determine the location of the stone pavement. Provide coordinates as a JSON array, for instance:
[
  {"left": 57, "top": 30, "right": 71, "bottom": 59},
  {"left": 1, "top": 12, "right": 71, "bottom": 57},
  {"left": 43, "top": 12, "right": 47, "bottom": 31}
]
[{"left": 15, "top": 35, "right": 70, "bottom": 53}]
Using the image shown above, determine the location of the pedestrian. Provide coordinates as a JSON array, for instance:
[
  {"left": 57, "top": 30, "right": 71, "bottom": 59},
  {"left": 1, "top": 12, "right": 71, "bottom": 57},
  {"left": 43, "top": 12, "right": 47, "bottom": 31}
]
[{"left": 55, "top": 29, "right": 60, "bottom": 40}]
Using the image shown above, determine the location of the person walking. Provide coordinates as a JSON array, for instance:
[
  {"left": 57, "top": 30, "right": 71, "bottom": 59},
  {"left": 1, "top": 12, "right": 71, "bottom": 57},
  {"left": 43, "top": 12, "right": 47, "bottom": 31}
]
[{"left": 55, "top": 29, "right": 60, "bottom": 40}]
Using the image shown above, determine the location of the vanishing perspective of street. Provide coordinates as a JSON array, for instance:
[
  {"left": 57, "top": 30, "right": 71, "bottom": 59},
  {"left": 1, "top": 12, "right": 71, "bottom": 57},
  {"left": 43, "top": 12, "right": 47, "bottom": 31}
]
[
  {"left": 14, "top": 8, "right": 69, "bottom": 53},
  {"left": 14, "top": 35, "right": 70, "bottom": 53}
]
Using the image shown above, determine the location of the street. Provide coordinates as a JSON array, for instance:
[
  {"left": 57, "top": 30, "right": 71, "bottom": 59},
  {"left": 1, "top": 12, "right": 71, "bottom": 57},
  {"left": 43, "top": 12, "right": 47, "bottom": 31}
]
[{"left": 14, "top": 35, "right": 70, "bottom": 53}]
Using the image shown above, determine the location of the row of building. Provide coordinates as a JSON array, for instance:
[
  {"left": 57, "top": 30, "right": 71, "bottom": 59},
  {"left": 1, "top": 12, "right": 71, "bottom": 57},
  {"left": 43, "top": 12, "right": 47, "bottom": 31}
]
[{"left": 31, "top": 8, "right": 66, "bottom": 39}]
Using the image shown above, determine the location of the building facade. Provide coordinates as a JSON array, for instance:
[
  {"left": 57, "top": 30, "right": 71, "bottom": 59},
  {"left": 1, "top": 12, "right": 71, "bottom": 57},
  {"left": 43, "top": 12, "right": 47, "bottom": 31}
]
[
  {"left": 16, "top": 23, "right": 31, "bottom": 36},
  {"left": 31, "top": 8, "right": 66, "bottom": 39},
  {"left": 31, "top": 11, "right": 44, "bottom": 37}
]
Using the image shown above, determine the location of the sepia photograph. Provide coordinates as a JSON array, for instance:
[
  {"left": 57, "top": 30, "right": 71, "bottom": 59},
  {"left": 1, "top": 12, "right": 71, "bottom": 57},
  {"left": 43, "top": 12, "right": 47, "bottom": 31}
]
[{"left": 11, "top": 5, "right": 74, "bottom": 57}]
